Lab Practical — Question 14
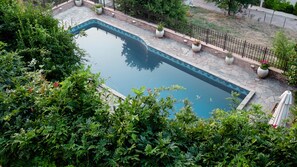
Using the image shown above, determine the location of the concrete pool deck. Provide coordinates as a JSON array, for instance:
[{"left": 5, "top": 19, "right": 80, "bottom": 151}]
[{"left": 54, "top": 6, "right": 294, "bottom": 113}]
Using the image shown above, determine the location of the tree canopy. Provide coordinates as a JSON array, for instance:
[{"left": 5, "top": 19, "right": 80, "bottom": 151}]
[
  {"left": 206, "top": 0, "right": 259, "bottom": 15},
  {"left": 0, "top": 0, "right": 84, "bottom": 81},
  {"left": 116, "top": 0, "right": 188, "bottom": 28}
]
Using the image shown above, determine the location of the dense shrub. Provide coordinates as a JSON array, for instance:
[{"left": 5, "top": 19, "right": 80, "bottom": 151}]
[
  {"left": 0, "top": 0, "right": 84, "bottom": 81},
  {"left": 0, "top": 51, "right": 297, "bottom": 166},
  {"left": 206, "top": 0, "right": 259, "bottom": 15},
  {"left": 263, "top": 0, "right": 275, "bottom": 9},
  {"left": 272, "top": 31, "right": 297, "bottom": 85},
  {"left": 115, "top": 0, "right": 188, "bottom": 29},
  {"left": 263, "top": 0, "right": 295, "bottom": 14},
  {"left": 1, "top": 57, "right": 297, "bottom": 166}
]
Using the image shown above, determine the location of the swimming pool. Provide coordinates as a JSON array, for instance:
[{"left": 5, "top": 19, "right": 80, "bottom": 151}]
[{"left": 72, "top": 19, "right": 249, "bottom": 118}]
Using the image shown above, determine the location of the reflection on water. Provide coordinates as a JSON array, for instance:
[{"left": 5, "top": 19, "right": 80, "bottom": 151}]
[{"left": 121, "top": 36, "right": 162, "bottom": 71}]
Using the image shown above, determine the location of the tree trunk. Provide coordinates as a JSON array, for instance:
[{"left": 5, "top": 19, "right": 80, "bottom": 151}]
[{"left": 228, "top": 0, "right": 231, "bottom": 15}]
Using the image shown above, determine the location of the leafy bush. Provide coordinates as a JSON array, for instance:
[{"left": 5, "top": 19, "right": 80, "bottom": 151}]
[
  {"left": 263, "top": 0, "right": 275, "bottom": 9},
  {"left": 0, "top": 47, "right": 26, "bottom": 90},
  {"left": 1, "top": 55, "right": 297, "bottom": 166},
  {"left": 115, "top": 0, "right": 188, "bottom": 29},
  {"left": 263, "top": 0, "right": 295, "bottom": 14},
  {"left": 272, "top": 31, "right": 294, "bottom": 64},
  {"left": 0, "top": 0, "right": 84, "bottom": 81},
  {"left": 272, "top": 31, "right": 297, "bottom": 85}
]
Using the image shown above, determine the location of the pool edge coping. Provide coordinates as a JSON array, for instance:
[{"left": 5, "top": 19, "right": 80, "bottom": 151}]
[{"left": 71, "top": 18, "right": 255, "bottom": 111}]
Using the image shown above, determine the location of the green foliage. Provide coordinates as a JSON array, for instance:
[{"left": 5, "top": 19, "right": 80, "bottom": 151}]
[
  {"left": 116, "top": 0, "right": 188, "bottom": 29},
  {"left": 0, "top": 1, "right": 84, "bottom": 81},
  {"left": 272, "top": 31, "right": 297, "bottom": 85},
  {"left": 95, "top": 4, "right": 103, "bottom": 8},
  {"left": 0, "top": 49, "right": 26, "bottom": 89},
  {"left": 1, "top": 54, "right": 297, "bottom": 166},
  {"left": 273, "top": 31, "right": 295, "bottom": 59},
  {"left": 0, "top": 60, "right": 110, "bottom": 166},
  {"left": 226, "top": 91, "right": 241, "bottom": 110},
  {"left": 157, "top": 22, "right": 164, "bottom": 31},
  {"left": 264, "top": 0, "right": 295, "bottom": 14},
  {"left": 206, "top": 0, "right": 258, "bottom": 15},
  {"left": 285, "top": 52, "right": 297, "bottom": 85}
]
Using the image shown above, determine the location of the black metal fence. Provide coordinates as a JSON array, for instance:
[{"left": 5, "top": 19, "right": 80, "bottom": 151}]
[{"left": 188, "top": 26, "right": 287, "bottom": 70}]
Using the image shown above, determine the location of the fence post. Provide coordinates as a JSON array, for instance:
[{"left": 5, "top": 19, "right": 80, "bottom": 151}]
[
  {"left": 283, "top": 18, "right": 286, "bottom": 28},
  {"left": 223, "top": 33, "right": 227, "bottom": 50},
  {"left": 113, "top": 0, "right": 115, "bottom": 10},
  {"left": 263, "top": 47, "right": 268, "bottom": 60},
  {"left": 206, "top": 29, "right": 209, "bottom": 44},
  {"left": 241, "top": 40, "right": 247, "bottom": 58},
  {"left": 270, "top": 10, "right": 275, "bottom": 25},
  {"left": 188, "top": 23, "right": 193, "bottom": 37}
]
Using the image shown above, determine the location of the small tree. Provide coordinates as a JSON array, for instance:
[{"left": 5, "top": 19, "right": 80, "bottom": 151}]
[
  {"left": 272, "top": 31, "right": 295, "bottom": 60},
  {"left": 206, "top": 0, "right": 258, "bottom": 15},
  {"left": 272, "top": 31, "right": 297, "bottom": 85},
  {"left": 116, "top": 0, "right": 188, "bottom": 28}
]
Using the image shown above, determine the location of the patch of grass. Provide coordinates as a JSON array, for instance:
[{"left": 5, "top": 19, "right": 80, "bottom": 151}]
[
  {"left": 189, "top": 6, "right": 211, "bottom": 14},
  {"left": 188, "top": 8, "right": 233, "bottom": 33},
  {"left": 186, "top": 6, "right": 297, "bottom": 48}
]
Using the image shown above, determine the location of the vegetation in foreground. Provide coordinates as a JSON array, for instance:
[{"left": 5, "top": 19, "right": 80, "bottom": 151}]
[
  {"left": 1, "top": 50, "right": 297, "bottom": 166},
  {"left": 1, "top": 0, "right": 297, "bottom": 166},
  {"left": 0, "top": 0, "right": 84, "bottom": 81}
]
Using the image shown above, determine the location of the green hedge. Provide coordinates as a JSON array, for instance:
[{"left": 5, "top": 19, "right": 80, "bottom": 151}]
[
  {"left": 263, "top": 0, "right": 297, "bottom": 15},
  {"left": 0, "top": 0, "right": 84, "bottom": 81}
]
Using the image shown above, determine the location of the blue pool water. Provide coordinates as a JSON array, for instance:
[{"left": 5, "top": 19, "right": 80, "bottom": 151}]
[{"left": 73, "top": 19, "right": 248, "bottom": 118}]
